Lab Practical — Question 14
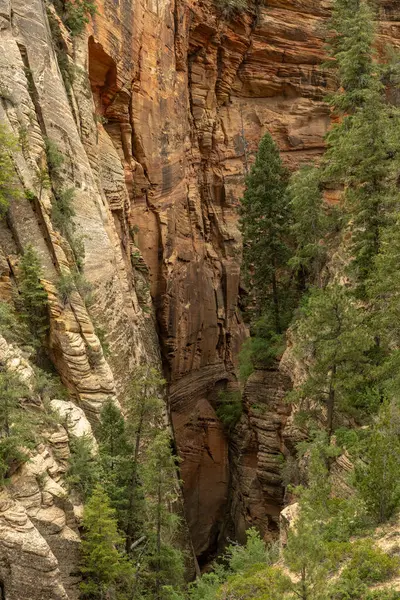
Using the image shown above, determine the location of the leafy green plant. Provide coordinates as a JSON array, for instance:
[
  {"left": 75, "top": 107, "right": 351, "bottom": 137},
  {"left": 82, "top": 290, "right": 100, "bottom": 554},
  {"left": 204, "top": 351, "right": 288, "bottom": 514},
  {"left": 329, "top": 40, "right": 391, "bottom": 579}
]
[
  {"left": 0, "top": 369, "right": 35, "bottom": 485},
  {"left": 80, "top": 484, "right": 131, "bottom": 599},
  {"left": 56, "top": 270, "right": 92, "bottom": 305},
  {"left": 354, "top": 401, "right": 400, "bottom": 523},
  {"left": 216, "top": 390, "right": 242, "bottom": 433},
  {"left": 63, "top": 0, "right": 97, "bottom": 36},
  {"left": 44, "top": 137, "right": 64, "bottom": 175},
  {"left": 0, "top": 301, "right": 31, "bottom": 346},
  {"left": 66, "top": 434, "right": 99, "bottom": 501},
  {"left": 0, "top": 123, "right": 19, "bottom": 216},
  {"left": 19, "top": 245, "right": 50, "bottom": 348}
]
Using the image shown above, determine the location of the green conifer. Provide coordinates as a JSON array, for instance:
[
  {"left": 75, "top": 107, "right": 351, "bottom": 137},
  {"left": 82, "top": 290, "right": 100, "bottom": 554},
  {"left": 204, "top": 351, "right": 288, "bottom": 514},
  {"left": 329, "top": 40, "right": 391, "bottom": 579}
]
[
  {"left": 19, "top": 245, "right": 49, "bottom": 347},
  {"left": 80, "top": 484, "right": 131, "bottom": 600},
  {"left": 239, "top": 132, "right": 291, "bottom": 334}
]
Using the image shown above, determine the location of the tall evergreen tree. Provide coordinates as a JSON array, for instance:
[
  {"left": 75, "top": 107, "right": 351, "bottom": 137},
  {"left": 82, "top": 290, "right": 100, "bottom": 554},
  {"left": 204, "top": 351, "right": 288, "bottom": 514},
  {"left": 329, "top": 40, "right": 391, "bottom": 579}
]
[
  {"left": 288, "top": 165, "right": 336, "bottom": 288},
  {"left": 291, "top": 285, "right": 374, "bottom": 438},
  {"left": 140, "top": 429, "right": 185, "bottom": 600},
  {"left": 0, "top": 369, "right": 33, "bottom": 484},
  {"left": 0, "top": 124, "right": 18, "bottom": 216},
  {"left": 322, "top": 0, "right": 400, "bottom": 289},
  {"left": 80, "top": 484, "right": 131, "bottom": 600},
  {"left": 240, "top": 132, "right": 291, "bottom": 334},
  {"left": 124, "top": 366, "right": 165, "bottom": 554},
  {"left": 19, "top": 245, "right": 49, "bottom": 347},
  {"left": 354, "top": 400, "right": 400, "bottom": 523}
]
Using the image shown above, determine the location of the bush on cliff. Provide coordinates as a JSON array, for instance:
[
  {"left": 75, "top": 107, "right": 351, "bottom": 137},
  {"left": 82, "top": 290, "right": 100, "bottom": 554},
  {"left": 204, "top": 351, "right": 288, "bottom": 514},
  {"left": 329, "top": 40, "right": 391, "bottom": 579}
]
[{"left": 0, "top": 124, "right": 19, "bottom": 216}]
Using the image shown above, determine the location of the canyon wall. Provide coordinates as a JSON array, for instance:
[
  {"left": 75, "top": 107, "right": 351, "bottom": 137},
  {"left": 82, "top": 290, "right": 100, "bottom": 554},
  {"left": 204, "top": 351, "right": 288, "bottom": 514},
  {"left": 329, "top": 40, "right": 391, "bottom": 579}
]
[{"left": 0, "top": 0, "right": 400, "bottom": 594}]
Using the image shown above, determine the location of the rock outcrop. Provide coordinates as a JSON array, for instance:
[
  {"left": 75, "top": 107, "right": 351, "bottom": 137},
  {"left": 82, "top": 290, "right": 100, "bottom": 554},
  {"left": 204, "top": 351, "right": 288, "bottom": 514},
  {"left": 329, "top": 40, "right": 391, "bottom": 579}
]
[{"left": 0, "top": 0, "right": 400, "bottom": 588}]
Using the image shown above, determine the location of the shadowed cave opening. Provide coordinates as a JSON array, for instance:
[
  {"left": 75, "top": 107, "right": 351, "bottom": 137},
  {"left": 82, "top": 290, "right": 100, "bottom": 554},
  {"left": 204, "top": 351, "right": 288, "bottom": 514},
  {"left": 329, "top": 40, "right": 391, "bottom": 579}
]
[{"left": 88, "top": 36, "right": 118, "bottom": 116}]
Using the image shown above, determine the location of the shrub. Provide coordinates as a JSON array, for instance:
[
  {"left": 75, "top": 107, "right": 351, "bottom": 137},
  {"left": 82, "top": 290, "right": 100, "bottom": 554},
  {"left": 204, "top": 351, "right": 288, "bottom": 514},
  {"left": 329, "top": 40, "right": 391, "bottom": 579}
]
[
  {"left": 56, "top": 271, "right": 92, "bottom": 305},
  {"left": 0, "top": 301, "right": 31, "bottom": 346},
  {"left": 216, "top": 390, "right": 242, "bottom": 432},
  {"left": 64, "top": 0, "right": 97, "bottom": 36},
  {"left": 331, "top": 542, "right": 400, "bottom": 600},
  {"left": 19, "top": 245, "right": 50, "bottom": 346},
  {"left": 0, "top": 124, "right": 19, "bottom": 216},
  {"left": 66, "top": 434, "right": 99, "bottom": 501},
  {"left": 225, "top": 528, "right": 279, "bottom": 573},
  {"left": 56, "top": 272, "right": 76, "bottom": 304},
  {"left": 0, "top": 370, "right": 35, "bottom": 485},
  {"left": 44, "top": 137, "right": 64, "bottom": 175}
]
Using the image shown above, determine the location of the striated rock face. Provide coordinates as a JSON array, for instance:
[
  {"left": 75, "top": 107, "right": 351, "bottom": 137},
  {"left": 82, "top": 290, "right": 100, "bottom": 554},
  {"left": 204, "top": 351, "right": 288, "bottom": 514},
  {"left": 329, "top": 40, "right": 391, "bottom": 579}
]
[
  {"left": 229, "top": 367, "right": 292, "bottom": 543},
  {"left": 0, "top": 0, "right": 399, "bottom": 584}
]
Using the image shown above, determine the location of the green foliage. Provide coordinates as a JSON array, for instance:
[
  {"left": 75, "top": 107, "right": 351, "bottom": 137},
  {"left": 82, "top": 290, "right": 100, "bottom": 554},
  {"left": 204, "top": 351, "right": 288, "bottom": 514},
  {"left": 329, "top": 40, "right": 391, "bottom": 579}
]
[
  {"left": 224, "top": 528, "right": 278, "bottom": 574},
  {"left": 217, "top": 565, "right": 291, "bottom": 600},
  {"left": 290, "top": 284, "right": 374, "bottom": 436},
  {"left": 240, "top": 132, "right": 292, "bottom": 333},
  {"left": 19, "top": 245, "right": 50, "bottom": 348},
  {"left": 321, "top": 0, "right": 400, "bottom": 290},
  {"left": 216, "top": 390, "right": 242, "bottom": 432},
  {"left": 330, "top": 542, "right": 399, "bottom": 600},
  {"left": 80, "top": 484, "right": 131, "bottom": 600},
  {"left": 47, "top": 7, "right": 75, "bottom": 96},
  {"left": 0, "top": 369, "right": 34, "bottom": 485},
  {"left": 288, "top": 165, "right": 337, "bottom": 286},
  {"left": 213, "top": 0, "right": 247, "bottom": 19},
  {"left": 326, "top": 0, "right": 376, "bottom": 112},
  {"left": 66, "top": 434, "right": 99, "bottom": 501},
  {"left": 0, "top": 123, "right": 18, "bottom": 216},
  {"left": 364, "top": 592, "right": 400, "bottom": 600},
  {"left": 354, "top": 401, "right": 400, "bottom": 523},
  {"left": 94, "top": 325, "right": 110, "bottom": 357},
  {"left": 96, "top": 400, "right": 132, "bottom": 532},
  {"left": 0, "top": 301, "right": 31, "bottom": 346},
  {"left": 52, "top": 186, "right": 86, "bottom": 270},
  {"left": 63, "top": 0, "right": 97, "bottom": 36},
  {"left": 188, "top": 572, "right": 221, "bottom": 600},
  {"left": 92, "top": 371, "right": 185, "bottom": 599},
  {"left": 56, "top": 270, "right": 92, "bottom": 305},
  {"left": 44, "top": 137, "right": 64, "bottom": 175}
]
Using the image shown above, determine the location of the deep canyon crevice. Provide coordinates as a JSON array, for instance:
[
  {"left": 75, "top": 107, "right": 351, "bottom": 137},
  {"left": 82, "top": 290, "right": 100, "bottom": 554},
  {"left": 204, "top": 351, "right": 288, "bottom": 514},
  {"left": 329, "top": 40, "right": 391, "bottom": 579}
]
[{"left": 0, "top": 0, "right": 399, "bottom": 597}]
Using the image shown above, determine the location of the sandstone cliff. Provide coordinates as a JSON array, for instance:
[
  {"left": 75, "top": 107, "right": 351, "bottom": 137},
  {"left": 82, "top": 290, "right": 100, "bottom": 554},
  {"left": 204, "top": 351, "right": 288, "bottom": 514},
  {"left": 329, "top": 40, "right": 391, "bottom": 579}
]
[{"left": 0, "top": 0, "right": 400, "bottom": 594}]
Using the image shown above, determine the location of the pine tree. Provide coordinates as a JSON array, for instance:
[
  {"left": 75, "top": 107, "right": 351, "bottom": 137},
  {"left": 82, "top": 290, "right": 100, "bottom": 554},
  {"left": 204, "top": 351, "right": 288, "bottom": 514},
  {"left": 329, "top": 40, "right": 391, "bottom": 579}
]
[
  {"left": 139, "top": 429, "right": 185, "bottom": 600},
  {"left": 288, "top": 165, "right": 336, "bottom": 289},
  {"left": 0, "top": 124, "right": 18, "bottom": 216},
  {"left": 291, "top": 284, "right": 374, "bottom": 438},
  {"left": 65, "top": 434, "right": 99, "bottom": 501},
  {"left": 97, "top": 400, "right": 132, "bottom": 532},
  {"left": 124, "top": 365, "right": 165, "bottom": 554},
  {"left": 0, "top": 369, "right": 33, "bottom": 484},
  {"left": 322, "top": 0, "right": 400, "bottom": 290},
  {"left": 19, "top": 245, "right": 49, "bottom": 347},
  {"left": 239, "top": 132, "right": 292, "bottom": 334},
  {"left": 354, "top": 400, "right": 400, "bottom": 523},
  {"left": 80, "top": 484, "right": 131, "bottom": 600},
  {"left": 327, "top": 0, "right": 375, "bottom": 112}
]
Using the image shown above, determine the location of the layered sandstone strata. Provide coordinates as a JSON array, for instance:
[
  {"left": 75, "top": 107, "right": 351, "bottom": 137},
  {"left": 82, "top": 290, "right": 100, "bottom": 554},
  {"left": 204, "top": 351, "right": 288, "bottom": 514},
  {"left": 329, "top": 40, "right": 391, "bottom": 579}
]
[{"left": 0, "top": 0, "right": 399, "bottom": 583}]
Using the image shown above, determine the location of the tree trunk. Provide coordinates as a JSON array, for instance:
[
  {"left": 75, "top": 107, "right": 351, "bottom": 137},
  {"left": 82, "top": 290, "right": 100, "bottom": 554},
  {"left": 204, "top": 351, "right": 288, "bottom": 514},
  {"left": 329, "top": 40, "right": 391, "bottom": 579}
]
[
  {"left": 271, "top": 270, "right": 281, "bottom": 334},
  {"left": 155, "top": 472, "right": 162, "bottom": 600},
  {"left": 327, "top": 365, "right": 336, "bottom": 442},
  {"left": 126, "top": 409, "right": 145, "bottom": 553}
]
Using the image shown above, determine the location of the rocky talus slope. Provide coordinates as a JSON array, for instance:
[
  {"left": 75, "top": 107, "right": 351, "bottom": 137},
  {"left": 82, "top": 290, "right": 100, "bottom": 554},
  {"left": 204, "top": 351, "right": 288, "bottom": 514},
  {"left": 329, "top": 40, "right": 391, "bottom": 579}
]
[{"left": 0, "top": 0, "right": 400, "bottom": 595}]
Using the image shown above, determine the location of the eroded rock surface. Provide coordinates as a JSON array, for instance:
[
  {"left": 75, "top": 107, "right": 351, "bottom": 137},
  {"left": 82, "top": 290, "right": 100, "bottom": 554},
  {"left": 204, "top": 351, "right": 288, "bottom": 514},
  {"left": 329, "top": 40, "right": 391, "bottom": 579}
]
[{"left": 0, "top": 0, "right": 399, "bottom": 586}]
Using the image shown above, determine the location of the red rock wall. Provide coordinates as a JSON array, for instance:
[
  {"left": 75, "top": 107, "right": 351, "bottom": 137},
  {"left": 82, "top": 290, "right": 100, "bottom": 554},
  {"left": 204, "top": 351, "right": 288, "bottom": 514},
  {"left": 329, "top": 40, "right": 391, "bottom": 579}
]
[{"left": 84, "top": 0, "right": 400, "bottom": 556}]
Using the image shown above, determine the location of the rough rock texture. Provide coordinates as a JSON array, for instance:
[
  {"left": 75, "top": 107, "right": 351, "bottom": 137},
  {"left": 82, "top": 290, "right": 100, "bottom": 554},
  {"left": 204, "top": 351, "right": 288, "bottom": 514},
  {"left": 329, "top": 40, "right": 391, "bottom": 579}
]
[
  {"left": 0, "top": 336, "right": 86, "bottom": 599},
  {"left": 0, "top": 0, "right": 399, "bottom": 587},
  {"left": 229, "top": 367, "right": 292, "bottom": 543}
]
